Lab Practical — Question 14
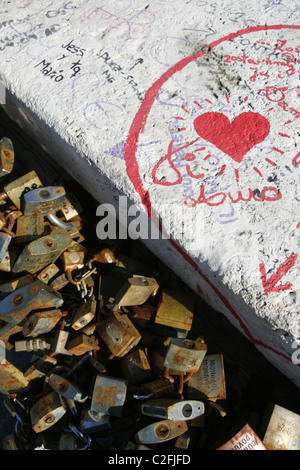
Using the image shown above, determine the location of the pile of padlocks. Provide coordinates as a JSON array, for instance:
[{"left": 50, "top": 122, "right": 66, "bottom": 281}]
[{"left": 0, "top": 136, "right": 299, "bottom": 451}]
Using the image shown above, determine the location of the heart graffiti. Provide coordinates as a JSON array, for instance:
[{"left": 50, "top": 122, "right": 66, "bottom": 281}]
[{"left": 193, "top": 111, "right": 270, "bottom": 163}]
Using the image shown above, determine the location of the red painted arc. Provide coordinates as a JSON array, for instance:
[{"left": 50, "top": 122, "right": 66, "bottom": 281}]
[{"left": 124, "top": 24, "right": 300, "bottom": 365}]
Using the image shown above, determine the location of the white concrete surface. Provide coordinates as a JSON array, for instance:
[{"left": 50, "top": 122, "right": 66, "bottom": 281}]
[{"left": 0, "top": 0, "right": 300, "bottom": 386}]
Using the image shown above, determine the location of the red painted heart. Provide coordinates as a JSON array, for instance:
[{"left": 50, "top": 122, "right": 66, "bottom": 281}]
[{"left": 193, "top": 111, "right": 270, "bottom": 163}]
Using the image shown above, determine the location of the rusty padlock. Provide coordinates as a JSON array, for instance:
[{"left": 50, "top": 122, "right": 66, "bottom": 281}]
[
  {"left": 0, "top": 280, "right": 63, "bottom": 325},
  {"left": 66, "top": 333, "right": 99, "bottom": 356},
  {"left": 97, "top": 311, "right": 141, "bottom": 358},
  {"left": 154, "top": 289, "right": 194, "bottom": 332},
  {"left": 29, "top": 390, "right": 67, "bottom": 433},
  {"left": 135, "top": 419, "right": 188, "bottom": 445},
  {"left": 112, "top": 275, "right": 159, "bottom": 309},
  {"left": 187, "top": 354, "right": 226, "bottom": 401},
  {"left": 71, "top": 297, "right": 97, "bottom": 331},
  {"left": 90, "top": 374, "right": 127, "bottom": 418},
  {"left": 22, "top": 309, "right": 64, "bottom": 337},
  {"left": 12, "top": 231, "right": 73, "bottom": 274},
  {"left": 141, "top": 398, "right": 205, "bottom": 421},
  {"left": 163, "top": 337, "right": 207, "bottom": 383}
]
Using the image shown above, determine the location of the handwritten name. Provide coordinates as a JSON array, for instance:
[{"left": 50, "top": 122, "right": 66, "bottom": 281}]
[{"left": 184, "top": 184, "right": 282, "bottom": 208}]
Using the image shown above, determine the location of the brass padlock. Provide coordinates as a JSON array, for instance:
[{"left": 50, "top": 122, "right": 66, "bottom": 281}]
[
  {"left": 12, "top": 231, "right": 73, "bottom": 274},
  {"left": 90, "top": 374, "right": 127, "bottom": 418},
  {"left": 0, "top": 280, "right": 63, "bottom": 325},
  {"left": 22, "top": 186, "right": 66, "bottom": 215},
  {"left": 22, "top": 309, "right": 64, "bottom": 337},
  {"left": 0, "top": 171, "right": 43, "bottom": 209},
  {"left": 187, "top": 354, "right": 226, "bottom": 401},
  {"left": 141, "top": 398, "right": 205, "bottom": 421},
  {"left": 120, "top": 348, "right": 152, "bottom": 384},
  {"left": 135, "top": 419, "right": 188, "bottom": 445},
  {"left": 37, "top": 263, "right": 60, "bottom": 284},
  {"left": 15, "top": 212, "right": 45, "bottom": 243},
  {"left": 71, "top": 298, "right": 96, "bottom": 330},
  {"left": 154, "top": 289, "right": 194, "bottom": 331},
  {"left": 66, "top": 333, "right": 99, "bottom": 356},
  {"left": 61, "top": 250, "right": 85, "bottom": 285},
  {"left": 97, "top": 311, "right": 141, "bottom": 358},
  {"left": 0, "top": 137, "right": 14, "bottom": 178},
  {"left": 49, "top": 272, "right": 69, "bottom": 291},
  {"left": 262, "top": 404, "right": 300, "bottom": 450},
  {"left": 60, "top": 193, "right": 83, "bottom": 221},
  {"left": 29, "top": 390, "right": 67, "bottom": 433},
  {"left": 113, "top": 275, "right": 159, "bottom": 308}
]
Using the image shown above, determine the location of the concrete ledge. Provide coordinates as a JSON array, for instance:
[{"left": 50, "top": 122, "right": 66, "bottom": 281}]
[{"left": 0, "top": 1, "right": 300, "bottom": 387}]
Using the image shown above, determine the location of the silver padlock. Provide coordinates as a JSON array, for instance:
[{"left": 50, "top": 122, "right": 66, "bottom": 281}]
[
  {"left": 47, "top": 373, "right": 83, "bottom": 401},
  {"left": 22, "top": 186, "right": 66, "bottom": 216},
  {"left": 135, "top": 419, "right": 188, "bottom": 445},
  {"left": 90, "top": 374, "right": 127, "bottom": 418},
  {"left": 141, "top": 398, "right": 205, "bottom": 421}
]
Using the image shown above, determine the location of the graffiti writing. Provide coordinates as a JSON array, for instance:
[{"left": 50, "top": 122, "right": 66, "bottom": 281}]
[
  {"left": 184, "top": 183, "right": 282, "bottom": 208},
  {"left": 97, "top": 49, "right": 144, "bottom": 100}
]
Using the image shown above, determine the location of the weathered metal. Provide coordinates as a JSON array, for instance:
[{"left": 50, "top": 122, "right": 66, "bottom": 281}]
[
  {"left": 262, "top": 404, "right": 300, "bottom": 450},
  {"left": 90, "top": 375, "right": 127, "bottom": 417},
  {"left": 154, "top": 289, "right": 194, "bottom": 331},
  {"left": 0, "top": 280, "right": 63, "bottom": 324},
  {"left": 135, "top": 419, "right": 188, "bottom": 445},
  {"left": 187, "top": 354, "right": 226, "bottom": 401}
]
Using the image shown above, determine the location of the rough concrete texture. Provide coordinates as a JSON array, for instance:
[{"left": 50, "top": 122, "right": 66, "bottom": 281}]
[{"left": 0, "top": 1, "right": 300, "bottom": 386}]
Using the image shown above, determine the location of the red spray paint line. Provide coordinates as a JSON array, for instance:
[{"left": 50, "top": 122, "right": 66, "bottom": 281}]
[{"left": 124, "top": 24, "right": 300, "bottom": 364}]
